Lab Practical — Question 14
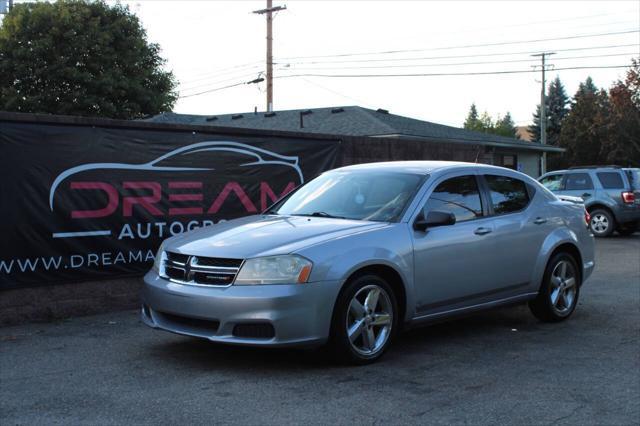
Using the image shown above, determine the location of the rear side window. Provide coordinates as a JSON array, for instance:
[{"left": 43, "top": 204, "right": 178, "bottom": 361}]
[
  {"left": 625, "top": 169, "right": 639, "bottom": 190},
  {"left": 565, "top": 173, "right": 594, "bottom": 190},
  {"left": 540, "top": 174, "right": 564, "bottom": 191},
  {"left": 485, "top": 175, "right": 530, "bottom": 214},
  {"left": 423, "top": 175, "right": 483, "bottom": 222},
  {"left": 597, "top": 172, "right": 624, "bottom": 189}
]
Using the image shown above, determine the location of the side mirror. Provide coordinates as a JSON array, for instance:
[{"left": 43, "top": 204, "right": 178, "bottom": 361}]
[{"left": 414, "top": 211, "right": 456, "bottom": 231}]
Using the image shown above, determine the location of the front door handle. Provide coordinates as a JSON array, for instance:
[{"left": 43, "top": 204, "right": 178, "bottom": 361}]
[
  {"left": 534, "top": 217, "right": 547, "bottom": 225},
  {"left": 474, "top": 227, "right": 492, "bottom": 235},
  {"left": 582, "top": 193, "right": 592, "bottom": 198}
]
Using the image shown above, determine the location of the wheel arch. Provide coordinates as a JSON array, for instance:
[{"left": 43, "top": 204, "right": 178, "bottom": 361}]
[
  {"left": 533, "top": 228, "right": 585, "bottom": 292},
  {"left": 339, "top": 263, "right": 409, "bottom": 326},
  {"left": 587, "top": 203, "right": 615, "bottom": 219},
  {"left": 548, "top": 243, "right": 583, "bottom": 286}
]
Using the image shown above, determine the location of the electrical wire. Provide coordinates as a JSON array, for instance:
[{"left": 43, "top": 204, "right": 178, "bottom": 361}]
[
  {"left": 277, "top": 52, "right": 637, "bottom": 72},
  {"left": 276, "top": 30, "right": 640, "bottom": 60},
  {"left": 276, "top": 43, "right": 639, "bottom": 65},
  {"left": 273, "top": 65, "right": 632, "bottom": 79},
  {"left": 179, "top": 70, "right": 265, "bottom": 93},
  {"left": 177, "top": 64, "right": 634, "bottom": 99},
  {"left": 178, "top": 81, "right": 249, "bottom": 99}
]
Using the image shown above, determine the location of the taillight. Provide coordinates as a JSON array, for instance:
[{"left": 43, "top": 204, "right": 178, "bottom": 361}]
[
  {"left": 622, "top": 191, "right": 635, "bottom": 204},
  {"left": 584, "top": 209, "right": 591, "bottom": 228}
]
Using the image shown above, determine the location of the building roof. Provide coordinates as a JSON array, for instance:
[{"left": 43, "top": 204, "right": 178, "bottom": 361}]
[{"left": 147, "top": 106, "right": 562, "bottom": 153}]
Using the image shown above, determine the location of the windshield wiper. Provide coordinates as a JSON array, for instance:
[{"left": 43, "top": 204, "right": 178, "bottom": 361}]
[{"left": 295, "top": 211, "right": 346, "bottom": 219}]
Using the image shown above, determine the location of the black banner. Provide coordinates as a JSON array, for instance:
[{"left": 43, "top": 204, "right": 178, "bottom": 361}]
[{"left": 0, "top": 120, "right": 340, "bottom": 288}]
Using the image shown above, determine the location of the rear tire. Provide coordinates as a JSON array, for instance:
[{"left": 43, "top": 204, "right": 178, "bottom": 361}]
[
  {"left": 529, "top": 252, "right": 581, "bottom": 322},
  {"left": 329, "top": 274, "right": 398, "bottom": 365},
  {"left": 589, "top": 208, "right": 614, "bottom": 237}
]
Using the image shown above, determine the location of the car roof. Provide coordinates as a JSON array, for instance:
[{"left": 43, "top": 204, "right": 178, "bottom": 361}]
[
  {"left": 332, "top": 161, "right": 511, "bottom": 175},
  {"left": 542, "top": 167, "right": 623, "bottom": 175}
]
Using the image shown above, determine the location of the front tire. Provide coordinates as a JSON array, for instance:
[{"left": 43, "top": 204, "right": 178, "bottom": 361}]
[
  {"left": 529, "top": 252, "right": 581, "bottom": 322},
  {"left": 589, "top": 208, "right": 614, "bottom": 237},
  {"left": 329, "top": 274, "right": 398, "bottom": 365}
]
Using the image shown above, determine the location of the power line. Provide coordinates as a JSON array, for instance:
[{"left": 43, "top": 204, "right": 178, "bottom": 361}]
[
  {"left": 272, "top": 65, "right": 632, "bottom": 79},
  {"left": 179, "top": 82, "right": 247, "bottom": 99},
  {"left": 178, "top": 63, "right": 263, "bottom": 87},
  {"left": 276, "top": 29, "right": 639, "bottom": 60},
  {"left": 179, "top": 45, "right": 637, "bottom": 92},
  {"left": 277, "top": 52, "right": 637, "bottom": 72},
  {"left": 277, "top": 43, "right": 639, "bottom": 65},
  {"left": 177, "top": 60, "right": 263, "bottom": 83},
  {"left": 179, "top": 70, "right": 265, "bottom": 93},
  {"left": 177, "top": 64, "right": 633, "bottom": 99}
]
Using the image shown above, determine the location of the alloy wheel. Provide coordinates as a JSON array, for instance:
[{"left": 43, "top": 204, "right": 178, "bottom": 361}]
[
  {"left": 591, "top": 213, "right": 609, "bottom": 234},
  {"left": 346, "top": 284, "right": 393, "bottom": 356},
  {"left": 549, "top": 260, "right": 577, "bottom": 316}
]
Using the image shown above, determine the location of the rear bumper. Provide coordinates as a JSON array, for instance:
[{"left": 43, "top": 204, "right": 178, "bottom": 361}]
[
  {"left": 615, "top": 207, "right": 640, "bottom": 226},
  {"left": 141, "top": 270, "right": 340, "bottom": 347}
]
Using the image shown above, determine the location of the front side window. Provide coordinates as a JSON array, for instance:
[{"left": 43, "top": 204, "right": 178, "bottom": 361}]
[
  {"left": 273, "top": 171, "right": 424, "bottom": 222},
  {"left": 597, "top": 172, "right": 624, "bottom": 189},
  {"left": 540, "top": 174, "right": 564, "bottom": 191},
  {"left": 423, "top": 175, "right": 483, "bottom": 222},
  {"left": 485, "top": 175, "right": 530, "bottom": 214},
  {"left": 565, "top": 173, "right": 594, "bottom": 190}
]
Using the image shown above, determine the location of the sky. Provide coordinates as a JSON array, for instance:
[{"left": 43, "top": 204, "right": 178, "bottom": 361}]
[{"left": 117, "top": 0, "right": 639, "bottom": 127}]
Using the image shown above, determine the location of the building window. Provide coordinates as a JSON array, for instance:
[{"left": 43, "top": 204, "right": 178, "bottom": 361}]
[{"left": 496, "top": 154, "right": 517, "bottom": 170}]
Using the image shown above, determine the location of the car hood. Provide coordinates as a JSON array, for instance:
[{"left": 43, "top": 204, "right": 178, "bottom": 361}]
[{"left": 163, "top": 215, "right": 389, "bottom": 259}]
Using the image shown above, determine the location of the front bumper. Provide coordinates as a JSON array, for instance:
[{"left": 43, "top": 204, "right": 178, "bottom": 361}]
[{"left": 141, "top": 270, "right": 341, "bottom": 347}]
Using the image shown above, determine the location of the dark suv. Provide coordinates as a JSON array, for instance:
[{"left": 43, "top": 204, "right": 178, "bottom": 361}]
[{"left": 539, "top": 166, "right": 640, "bottom": 237}]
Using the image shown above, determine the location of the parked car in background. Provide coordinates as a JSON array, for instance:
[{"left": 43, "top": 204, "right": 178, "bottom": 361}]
[
  {"left": 142, "top": 162, "right": 595, "bottom": 364},
  {"left": 539, "top": 166, "right": 640, "bottom": 237}
]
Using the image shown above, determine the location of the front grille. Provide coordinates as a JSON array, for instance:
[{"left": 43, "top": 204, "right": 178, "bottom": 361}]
[{"left": 163, "top": 251, "right": 242, "bottom": 286}]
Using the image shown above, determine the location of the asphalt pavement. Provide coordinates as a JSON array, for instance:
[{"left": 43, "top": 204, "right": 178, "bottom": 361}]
[{"left": 1, "top": 235, "right": 639, "bottom": 425}]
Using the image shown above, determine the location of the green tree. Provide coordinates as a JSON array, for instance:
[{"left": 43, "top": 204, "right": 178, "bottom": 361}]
[
  {"left": 0, "top": 0, "right": 177, "bottom": 119},
  {"left": 494, "top": 112, "right": 518, "bottom": 138},
  {"left": 600, "top": 60, "right": 640, "bottom": 166},
  {"left": 528, "top": 76, "right": 569, "bottom": 145},
  {"left": 463, "top": 103, "right": 483, "bottom": 131},
  {"left": 558, "top": 77, "right": 610, "bottom": 167},
  {"left": 479, "top": 111, "right": 494, "bottom": 133}
]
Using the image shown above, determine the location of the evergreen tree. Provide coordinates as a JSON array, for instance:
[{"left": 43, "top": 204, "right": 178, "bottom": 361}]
[
  {"left": 479, "top": 111, "right": 494, "bottom": 133},
  {"left": 463, "top": 103, "right": 483, "bottom": 131},
  {"left": 546, "top": 77, "right": 570, "bottom": 146},
  {"left": 494, "top": 112, "right": 518, "bottom": 138},
  {"left": 558, "top": 77, "right": 610, "bottom": 167},
  {"left": 528, "top": 76, "right": 569, "bottom": 145},
  {"left": 528, "top": 104, "right": 542, "bottom": 143}
]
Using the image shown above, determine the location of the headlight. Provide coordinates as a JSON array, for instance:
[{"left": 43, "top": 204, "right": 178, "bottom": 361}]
[
  {"left": 234, "top": 255, "right": 313, "bottom": 285},
  {"left": 152, "top": 242, "right": 167, "bottom": 277}
]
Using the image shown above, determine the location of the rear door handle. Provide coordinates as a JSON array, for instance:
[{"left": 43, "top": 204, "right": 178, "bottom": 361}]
[
  {"left": 582, "top": 193, "right": 592, "bottom": 198},
  {"left": 474, "top": 227, "right": 492, "bottom": 235},
  {"left": 534, "top": 217, "right": 547, "bottom": 225}
]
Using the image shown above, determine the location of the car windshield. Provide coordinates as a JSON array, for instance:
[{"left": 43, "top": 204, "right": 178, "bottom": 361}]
[{"left": 272, "top": 171, "right": 425, "bottom": 222}]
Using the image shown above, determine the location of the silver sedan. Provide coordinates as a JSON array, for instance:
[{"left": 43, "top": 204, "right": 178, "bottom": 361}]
[{"left": 142, "top": 161, "right": 595, "bottom": 364}]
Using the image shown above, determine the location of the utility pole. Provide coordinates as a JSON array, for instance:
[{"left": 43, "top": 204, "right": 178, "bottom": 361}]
[
  {"left": 253, "top": 1, "right": 286, "bottom": 112},
  {"left": 532, "top": 51, "right": 555, "bottom": 175}
]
